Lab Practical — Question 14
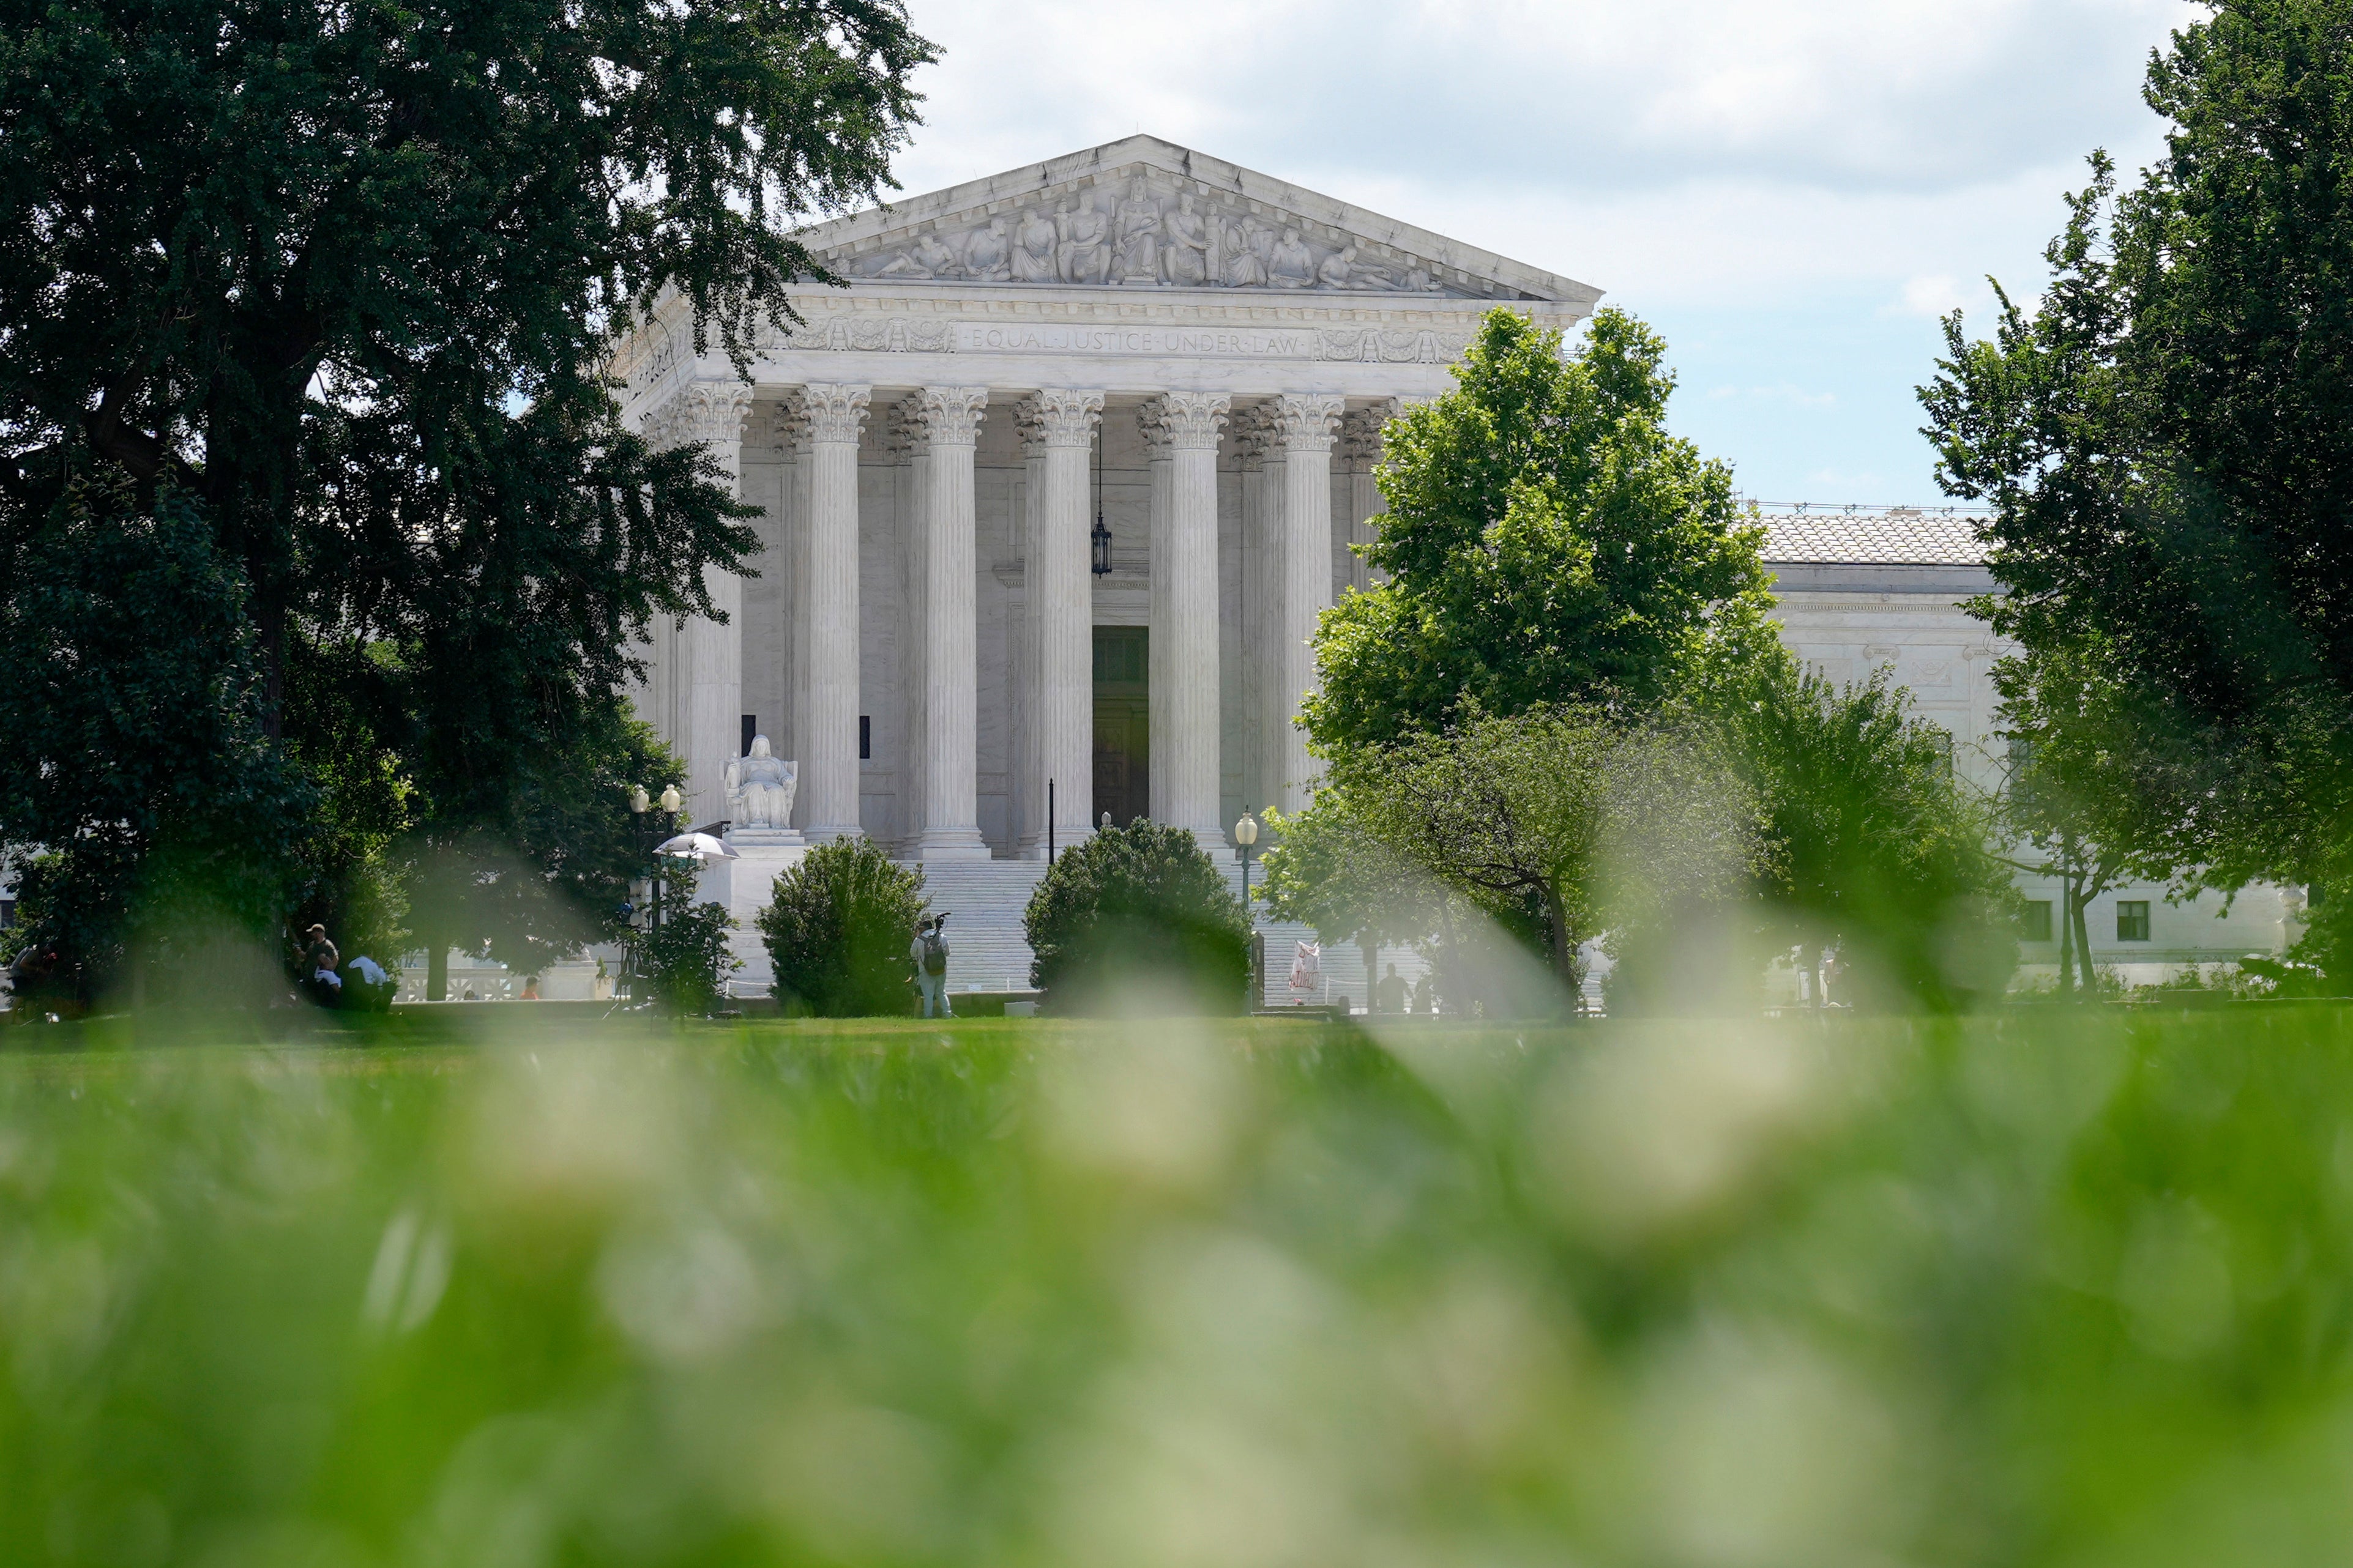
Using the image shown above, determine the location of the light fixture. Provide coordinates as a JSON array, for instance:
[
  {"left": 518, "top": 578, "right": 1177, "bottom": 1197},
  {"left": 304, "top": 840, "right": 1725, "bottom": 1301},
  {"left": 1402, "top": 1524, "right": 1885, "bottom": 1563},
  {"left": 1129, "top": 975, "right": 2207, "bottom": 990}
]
[
  {"left": 1091, "top": 415, "right": 1112, "bottom": 577},
  {"left": 658, "top": 784, "right": 682, "bottom": 815},
  {"left": 1234, "top": 815, "right": 1259, "bottom": 849},
  {"left": 629, "top": 785, "right": 650, "bottom": 814}
]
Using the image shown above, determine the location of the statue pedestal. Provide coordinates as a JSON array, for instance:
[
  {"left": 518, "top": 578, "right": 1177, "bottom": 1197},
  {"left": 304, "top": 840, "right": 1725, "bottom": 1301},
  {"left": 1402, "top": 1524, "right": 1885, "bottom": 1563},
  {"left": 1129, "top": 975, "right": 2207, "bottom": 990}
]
[{"left": 705, "top": 835, "right": 810, "bottom": 993}]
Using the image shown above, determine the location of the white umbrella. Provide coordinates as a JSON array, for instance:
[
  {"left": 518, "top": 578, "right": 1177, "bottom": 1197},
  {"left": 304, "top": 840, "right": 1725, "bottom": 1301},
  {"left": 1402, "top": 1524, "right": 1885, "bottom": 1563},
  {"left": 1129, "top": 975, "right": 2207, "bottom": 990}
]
[{"left": 655, "top": 832, "right": 738, "bottom": 860}]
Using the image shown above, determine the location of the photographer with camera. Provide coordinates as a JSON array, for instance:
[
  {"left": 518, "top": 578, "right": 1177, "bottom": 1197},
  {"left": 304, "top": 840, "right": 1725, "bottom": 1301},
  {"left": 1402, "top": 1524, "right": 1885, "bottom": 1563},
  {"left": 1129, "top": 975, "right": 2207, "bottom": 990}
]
[{"left": 910, "top": 913, "right": 953, "bottom": 1019}]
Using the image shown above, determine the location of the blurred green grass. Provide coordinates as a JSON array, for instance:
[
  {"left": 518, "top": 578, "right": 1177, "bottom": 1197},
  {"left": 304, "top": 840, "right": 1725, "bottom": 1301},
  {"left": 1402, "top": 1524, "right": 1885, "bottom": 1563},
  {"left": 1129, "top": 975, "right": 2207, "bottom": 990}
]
[{"left": 7, "top": 1008, "right": 2353, "bottom": 1567}]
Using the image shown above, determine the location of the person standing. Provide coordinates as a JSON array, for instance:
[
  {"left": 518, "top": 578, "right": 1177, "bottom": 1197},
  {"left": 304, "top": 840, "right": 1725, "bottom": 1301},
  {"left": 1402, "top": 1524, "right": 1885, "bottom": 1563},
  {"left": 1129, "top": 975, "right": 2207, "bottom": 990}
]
[
  {"left": 1374, "top": 964, "right": 1409, "bottom": 1014},
  {"left": 911, "top": 916, "right": 953, "bottom": 1019}
]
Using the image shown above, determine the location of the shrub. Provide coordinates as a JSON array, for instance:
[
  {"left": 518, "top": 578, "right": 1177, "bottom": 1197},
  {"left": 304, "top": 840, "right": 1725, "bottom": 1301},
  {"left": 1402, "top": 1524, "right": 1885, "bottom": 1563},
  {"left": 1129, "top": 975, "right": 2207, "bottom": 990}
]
[
  {"left": 640, "top": 901, "right": 739, "bottom": 1016},
  {"left": 757, "top": 839, "right": 928, "bottom": 1016},
  {"left": 1024, "top": 820, "right": 1250, "bottom": 1012}
]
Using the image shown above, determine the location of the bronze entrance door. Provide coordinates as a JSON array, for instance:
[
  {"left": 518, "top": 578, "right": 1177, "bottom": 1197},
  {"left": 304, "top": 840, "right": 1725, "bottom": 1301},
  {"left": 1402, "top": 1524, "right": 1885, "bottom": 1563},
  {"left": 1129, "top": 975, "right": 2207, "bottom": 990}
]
[{"left": 1092, "top": 626, "right": 1149, "bottom": 827}]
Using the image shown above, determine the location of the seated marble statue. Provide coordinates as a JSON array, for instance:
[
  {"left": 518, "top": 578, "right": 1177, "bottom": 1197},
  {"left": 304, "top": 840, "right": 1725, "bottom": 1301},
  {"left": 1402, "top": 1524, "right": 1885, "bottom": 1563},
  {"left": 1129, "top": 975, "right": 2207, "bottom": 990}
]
[
  {"left": 964, "top": 218, "right": 1011, "bottom": 281},
  {"left": 723, "top": 735, "right": 798, "bottom": 833},
  {"left": 1223, "top": 213, "right": 1268, "bottom": 287},
  {"left": 1162, "top": 193, "right": 1210, "bottom": 286},
  {"left": 1012, "top": 209, "right": 1058, "bottom": 282},
  {"left": 1267, "top": 228, "right": 1316, "bottom": 288}
]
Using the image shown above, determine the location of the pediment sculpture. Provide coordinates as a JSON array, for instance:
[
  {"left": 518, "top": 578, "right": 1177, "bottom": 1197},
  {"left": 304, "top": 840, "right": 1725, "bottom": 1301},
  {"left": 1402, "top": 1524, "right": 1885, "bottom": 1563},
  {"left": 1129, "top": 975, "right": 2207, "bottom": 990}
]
[{"left": 838, "top": 169, "right": 1465, "bottom": 297}]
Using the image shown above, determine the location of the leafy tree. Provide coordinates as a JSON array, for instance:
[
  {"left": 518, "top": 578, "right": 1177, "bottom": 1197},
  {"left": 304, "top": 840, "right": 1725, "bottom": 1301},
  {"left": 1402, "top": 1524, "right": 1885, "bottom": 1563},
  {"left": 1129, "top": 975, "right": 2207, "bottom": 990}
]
[
  {"left": 627, "top": 859, "right": 737, "bottom": 1016},
  {"left": 0, "top": 474, "right": 310, "bottom": 1003},
  {"left": 1024, "top": 822, "right": 1251, "bottom": 1013},
  {"left": 1920, "top": 1, "right": 2353, "bottom": 894},
  {"left": 1306, "top": 308, "right": 1781, "bottom": 755},
  {"left": 757, "top": 838, "right": 929, "bottom": 1017},
  {"left": 1258, "top": 793, "right": 1444, "bottom": 963},
  {"left": 1990, "top": 637, "right": 2210, "bottom": 995},
  {"left": 1721, "top": 662, "right": 2017, "bottom": 1010},
  {"left": 406, "top": 708, "right": 684, "bottom": 1000},
  {"left": 0, "top": 1, "right": 934, "bottom": 980},
  {"left": 1334, "top": 707, "right": 1759, "bottom": 997}
]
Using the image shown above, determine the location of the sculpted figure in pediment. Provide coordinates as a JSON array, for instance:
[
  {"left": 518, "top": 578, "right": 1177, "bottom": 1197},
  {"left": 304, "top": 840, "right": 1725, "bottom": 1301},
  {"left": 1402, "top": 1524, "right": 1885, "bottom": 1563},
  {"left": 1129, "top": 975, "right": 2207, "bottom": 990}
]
[
  {"left": 1223, "top": 212, "right": 1269, "bottom": 287},
  {"left": 1012, "top": 208, "right": 1057, "bottom": 282},
  {"left": 1163, "top": 193, "right": 1211, "bottom": 287},
  {"left": 1268, "top": 227, "right": 1316, "bottom": 289},
  {"left": 1056, "top": 197, "right": 1110, "bottom": 285},
  {"left": 964, "top": 218, "right": 1010, "bottom": 281},
  {"left": 868, "top": 228, "right": 960, "bottom": 280},
  {"left": 1319, "top": 243, "right": 1396, "bottom": 291},
  {"left": 1113, "top": 177, "right": 1163, "bottom": 284}
]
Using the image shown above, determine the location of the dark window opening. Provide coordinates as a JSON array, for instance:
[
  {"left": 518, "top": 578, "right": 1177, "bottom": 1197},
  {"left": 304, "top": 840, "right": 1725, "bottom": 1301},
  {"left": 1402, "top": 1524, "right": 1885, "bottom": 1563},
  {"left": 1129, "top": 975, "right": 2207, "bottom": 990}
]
[
  {"left": 2019, "top": 901, "right": 2053, "bottom": 943},
  {"left": 860, "top": 715, "right": 872, "bottom": 761},
  {"left": 0, "top": 899, "right": 14, "bottom": 932},
  {"left": 2117, "top": 901, "right": 2151, "bottom": 942},
  {"left": 742, "top": 715, "right": 757, "bottom": 756}
]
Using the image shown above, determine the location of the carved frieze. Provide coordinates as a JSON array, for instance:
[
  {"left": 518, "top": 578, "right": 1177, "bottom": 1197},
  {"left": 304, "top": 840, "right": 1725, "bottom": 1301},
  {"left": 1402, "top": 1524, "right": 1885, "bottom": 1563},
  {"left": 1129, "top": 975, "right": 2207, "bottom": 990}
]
[{"left": 835, "top": 164, "right": 1474, "bottom": 297}]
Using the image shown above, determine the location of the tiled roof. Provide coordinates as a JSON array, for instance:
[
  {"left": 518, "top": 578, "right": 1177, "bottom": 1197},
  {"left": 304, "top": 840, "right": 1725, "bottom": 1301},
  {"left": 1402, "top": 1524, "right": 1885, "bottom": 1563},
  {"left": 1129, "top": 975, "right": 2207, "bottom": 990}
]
[{"left": 1756, "top": 507, "right": 1989, "bottom": 567}]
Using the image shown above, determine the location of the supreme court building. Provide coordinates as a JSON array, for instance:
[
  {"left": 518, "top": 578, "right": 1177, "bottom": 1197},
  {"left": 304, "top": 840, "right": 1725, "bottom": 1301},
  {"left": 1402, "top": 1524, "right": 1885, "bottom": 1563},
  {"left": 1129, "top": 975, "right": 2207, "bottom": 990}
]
[{"left": 606, "top": 136, "right": 2296, "bottom": 992}]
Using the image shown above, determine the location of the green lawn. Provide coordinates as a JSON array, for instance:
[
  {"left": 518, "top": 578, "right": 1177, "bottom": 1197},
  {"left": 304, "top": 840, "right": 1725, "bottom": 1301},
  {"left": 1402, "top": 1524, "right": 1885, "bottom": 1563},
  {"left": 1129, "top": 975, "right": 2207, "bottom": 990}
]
[{"left": 7, "top": 1008, "right": 2353, "bottom": 1566}]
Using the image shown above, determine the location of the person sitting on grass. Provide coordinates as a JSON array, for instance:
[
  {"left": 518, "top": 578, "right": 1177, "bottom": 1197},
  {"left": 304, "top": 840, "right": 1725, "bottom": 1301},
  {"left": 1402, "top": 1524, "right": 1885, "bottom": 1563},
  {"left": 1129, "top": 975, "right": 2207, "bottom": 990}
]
[{"left": 299, "top": 924, "right": 341, "bottom": 1006}]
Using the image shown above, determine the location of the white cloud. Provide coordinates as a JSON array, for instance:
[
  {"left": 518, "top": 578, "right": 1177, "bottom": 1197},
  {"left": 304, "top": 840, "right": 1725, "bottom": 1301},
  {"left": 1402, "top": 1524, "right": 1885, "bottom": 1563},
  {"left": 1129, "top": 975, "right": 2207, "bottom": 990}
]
[{"left": 865, "top": 0, "right": 2195, "bottom": 500}]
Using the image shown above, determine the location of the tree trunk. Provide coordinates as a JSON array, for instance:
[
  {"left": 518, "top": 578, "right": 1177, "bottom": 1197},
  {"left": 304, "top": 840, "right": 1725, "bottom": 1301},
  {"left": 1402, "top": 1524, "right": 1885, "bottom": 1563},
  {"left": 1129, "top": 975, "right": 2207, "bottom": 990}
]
[
  {"left": 2073, "top": 893, "right": 2095, "bottom": 997},
  {"left": 1540, "top": 882, "right": 1578, "bottom": 1011},
  {"left": 2057, "top": 881, "right": 2078, "bottom": 995},
  {"left": 427, "top": 937, "right": 449, "bottom": 1003}
]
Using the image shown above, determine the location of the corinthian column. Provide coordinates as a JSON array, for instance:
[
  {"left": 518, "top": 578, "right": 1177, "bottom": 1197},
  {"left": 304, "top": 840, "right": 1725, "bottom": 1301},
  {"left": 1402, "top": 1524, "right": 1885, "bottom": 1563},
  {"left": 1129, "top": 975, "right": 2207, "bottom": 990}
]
[
  {"left": 1015, "top": 389, "right": 1104, "bottom": 858},
  {"left": 1273, "top": 393, "right": 1344, "bottom": 814},
  {"left": 646, "top": 380, "right": 755, "bottom": 824},
  {"left": 800, "top": 383, "right": 870, "bottom": 842},
  {"left": 1141, "top": 392, "right": 1231, "bottom": 853},
  {"left": 1341, "top": 400, "right": 1399, "bottom": 595},
  {"left": 901, "top": 386, "right": 993, "bottom": 861}
]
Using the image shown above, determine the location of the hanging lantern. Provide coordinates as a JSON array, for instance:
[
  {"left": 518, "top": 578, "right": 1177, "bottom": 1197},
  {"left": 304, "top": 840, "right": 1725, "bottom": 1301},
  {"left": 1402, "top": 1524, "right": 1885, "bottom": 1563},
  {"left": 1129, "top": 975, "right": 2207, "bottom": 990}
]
[{"left": 1091, "top": 514, "right": 1113, "bottom": 578}]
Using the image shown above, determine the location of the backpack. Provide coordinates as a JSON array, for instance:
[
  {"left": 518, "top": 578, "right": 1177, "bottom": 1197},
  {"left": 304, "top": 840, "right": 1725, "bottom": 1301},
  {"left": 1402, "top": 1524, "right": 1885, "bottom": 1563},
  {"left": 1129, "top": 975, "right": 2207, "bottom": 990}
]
[{"left": 920, "top": 932, "right": 947, "bottom": 977}]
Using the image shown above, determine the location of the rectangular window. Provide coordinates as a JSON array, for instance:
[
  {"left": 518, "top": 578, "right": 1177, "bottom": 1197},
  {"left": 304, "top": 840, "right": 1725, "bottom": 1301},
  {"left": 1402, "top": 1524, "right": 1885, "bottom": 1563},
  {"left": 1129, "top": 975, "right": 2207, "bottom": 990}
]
[
  {"left": 741, "top": 715, "right": 757, "bottom": 756},
  {"left": 859, "top": 715, "right": 871, "bottom": 761},
  {"left": 2116, "top": 901, "right": 2151, "bottom": 942},
  {"left": 0, "top": 899, "right": 14, "bottom": 931},
  {"left": 2019, "top": 901, "right": 2053, "bottom": 943}
]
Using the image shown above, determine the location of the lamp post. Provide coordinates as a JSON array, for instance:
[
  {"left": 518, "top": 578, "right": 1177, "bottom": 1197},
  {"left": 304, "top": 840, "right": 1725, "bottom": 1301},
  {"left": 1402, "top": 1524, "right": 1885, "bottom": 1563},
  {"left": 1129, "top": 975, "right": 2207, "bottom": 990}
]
[{"left": 1236, "top": 812, "right": 1262, "bottom": 1012}]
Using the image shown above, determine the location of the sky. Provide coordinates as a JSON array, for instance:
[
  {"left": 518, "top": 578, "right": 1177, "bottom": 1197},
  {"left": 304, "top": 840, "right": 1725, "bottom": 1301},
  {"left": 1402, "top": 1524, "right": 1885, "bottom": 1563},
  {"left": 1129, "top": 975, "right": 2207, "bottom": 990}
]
[{"left": 872, "top": 0, "right": 2197, "bottom": 505}]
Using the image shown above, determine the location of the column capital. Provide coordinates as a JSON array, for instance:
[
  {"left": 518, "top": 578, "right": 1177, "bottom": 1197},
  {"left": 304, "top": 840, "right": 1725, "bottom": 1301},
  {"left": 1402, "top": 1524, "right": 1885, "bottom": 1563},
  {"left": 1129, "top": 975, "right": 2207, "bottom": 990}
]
[
  {"left": 1230, "top": 401, "right": 1276, "bottom": 470},
  {"left": 1138, "top": 391, "right": 1231, "bottom": 454},
  {"left": 1014, "top": 388, "right": 1105, "bottom": 454},
  {"left": 646, "top": 379, "right": 754, "bottom": 451},
  {"left": 897, "top": 385, "right": 990, "bottom": 448},
  {"left": 800, "top": 382, "right": 871, "bottom": 445},
  {"left": 1271, "top": 393, "right": 1345, "bottom": 456},
  {"left": 1341, "top": 399, "right": 1401, "bottom": 466},
  {"left": 767, "top": 393, "right": 812, "bottom": 458}
]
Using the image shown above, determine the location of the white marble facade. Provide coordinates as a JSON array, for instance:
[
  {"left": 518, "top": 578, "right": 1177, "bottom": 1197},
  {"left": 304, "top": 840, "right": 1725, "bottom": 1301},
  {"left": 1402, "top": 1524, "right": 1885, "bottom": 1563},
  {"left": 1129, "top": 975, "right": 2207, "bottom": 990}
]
[
  {"left": 613, "top": 135, "right": 1601, "bottom": 859},
  {"left": 610, "top": 136, "right": 2290, "bottom": 976}
]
